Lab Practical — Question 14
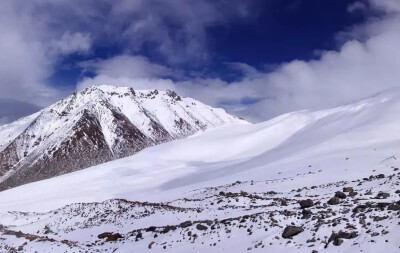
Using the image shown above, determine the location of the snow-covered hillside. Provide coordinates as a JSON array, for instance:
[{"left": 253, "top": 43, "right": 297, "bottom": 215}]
[
  {"left": 0, "top": 85, "right": 246, "bottom": 190},
  {"left": 1, "top": 88, "right": 400, "bottom": 252}
]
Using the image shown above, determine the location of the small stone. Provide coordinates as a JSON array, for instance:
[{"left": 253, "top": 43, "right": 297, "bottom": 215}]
[
  {"left": 148, "top": 242, "right": 155, "bottom": 249},
  {"left": 337, "top": 230, "right": 358, "bottom": 239},
  {"left": 196, "top": 224, "right": 208, "bottom": 231},
  {"left": 180, "top": 221, "right": 192, "bottom": 228},
  {"left": 376, "top": 192, "right": 390, "bottom": 199},
  {"left": 349, "top": 191, "right": 358, "bottom": 197},
  {"left": 335, "top": 191, "right": 346, "bottom": 199},
  {"left": 388, "top": 203, "right": 400, "bottom": 211},
  {"left": 328, "top": 197, "right": 340, "bottom": 205},
  {"left": 333, "top": 238, "right": 343, "bottom": 246},
  {"left": 299, "top": 199, "right": 314, "bottom": 209},
  {"left": 282, "top": 226, "right": 304, "bottom": 239},
  {"left": 343, "top": 187, "right": 354, "bottom": 193}
]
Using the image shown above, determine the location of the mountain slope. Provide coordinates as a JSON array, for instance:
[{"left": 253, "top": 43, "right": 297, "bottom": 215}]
[
  {"left": 0, "top": 85, "right": 247, "bottom": 190},
  {"left": 1, "top": 89, "right": 400, "bottom": 252},
  {"left": 1, "top": 88, "right": 400, "bottom": 210}
]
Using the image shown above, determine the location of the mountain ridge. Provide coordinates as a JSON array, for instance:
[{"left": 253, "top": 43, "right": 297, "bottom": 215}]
[{"left": 0, "top": 85, "right": 247, "bottom": 190}]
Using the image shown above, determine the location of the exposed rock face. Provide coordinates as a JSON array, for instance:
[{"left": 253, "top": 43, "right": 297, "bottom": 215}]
[{"left": 0, "top": 85, "right": 247, "bottom": 190}]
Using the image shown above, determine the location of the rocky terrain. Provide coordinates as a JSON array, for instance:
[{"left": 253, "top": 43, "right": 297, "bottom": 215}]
[
  {"left": 0, "top": 85, "right": 245, "bottom": 190},
  {"left": 0, "top": 155, "right": 399, "bottom": 252}
]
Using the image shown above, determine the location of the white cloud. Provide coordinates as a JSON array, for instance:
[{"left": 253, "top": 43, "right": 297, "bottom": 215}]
[
  {"left": 80, "top": 55, "right": 172, "bottom": 80},
  {"left": 77, "top": 1, "right": 400, "bottom": 122},
  {"left": 51, "top": 32, "right": 92, "bottom": 55},
  {"left": 370, "top": 0, "right": 400, "bottom": 12},
  {"left": 3, "top": 0, "right": 400, "bottom": 124},
  {"left": 0, "top": 1, "right": 91, "bottom": 105},
  {"left": 347, "top": 2, "right": 367, "bottom": 13},
  {"left": 78, "top": 75, "right": 177, "bottom": 92},
  {"left": 0, "top": 0, "right": 255, "bottom": 110}
]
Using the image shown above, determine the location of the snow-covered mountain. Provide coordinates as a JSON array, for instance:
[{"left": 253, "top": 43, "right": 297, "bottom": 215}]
[
  {"left": 0, "top": 85, "right": 247, "bottom": 190},
  {"left": 1, "top": 88, "right": 400, "bottom": 252}
]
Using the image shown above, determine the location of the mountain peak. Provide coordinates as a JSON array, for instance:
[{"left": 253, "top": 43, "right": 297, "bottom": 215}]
[{"left": 0, "top": 85, "right": 247, "bottom": 190}]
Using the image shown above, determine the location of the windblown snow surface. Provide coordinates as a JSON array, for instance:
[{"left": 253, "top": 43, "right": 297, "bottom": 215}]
[{"left": 1, "top": 89, "right": 400, "bottom": 252}]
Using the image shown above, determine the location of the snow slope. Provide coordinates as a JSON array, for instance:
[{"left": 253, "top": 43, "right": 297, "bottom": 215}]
[
  {"left": 1, "top": 88, "right": 399, "bottom": 211},
  {"left": 1, "top": 88, "right": 400, "bottom": 252}
]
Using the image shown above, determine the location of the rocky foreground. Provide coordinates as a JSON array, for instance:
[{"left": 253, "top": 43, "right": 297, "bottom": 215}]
[{"left": 0, "top": 162, "right": 400, "bottom": 253}]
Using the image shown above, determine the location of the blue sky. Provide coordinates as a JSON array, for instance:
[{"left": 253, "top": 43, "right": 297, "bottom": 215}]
[
  {"left": 1, "top": 0, "right": 400, "bottom": 123},
  {"left": 49, "top": 0, "right": 367, "bottom": 87}
]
